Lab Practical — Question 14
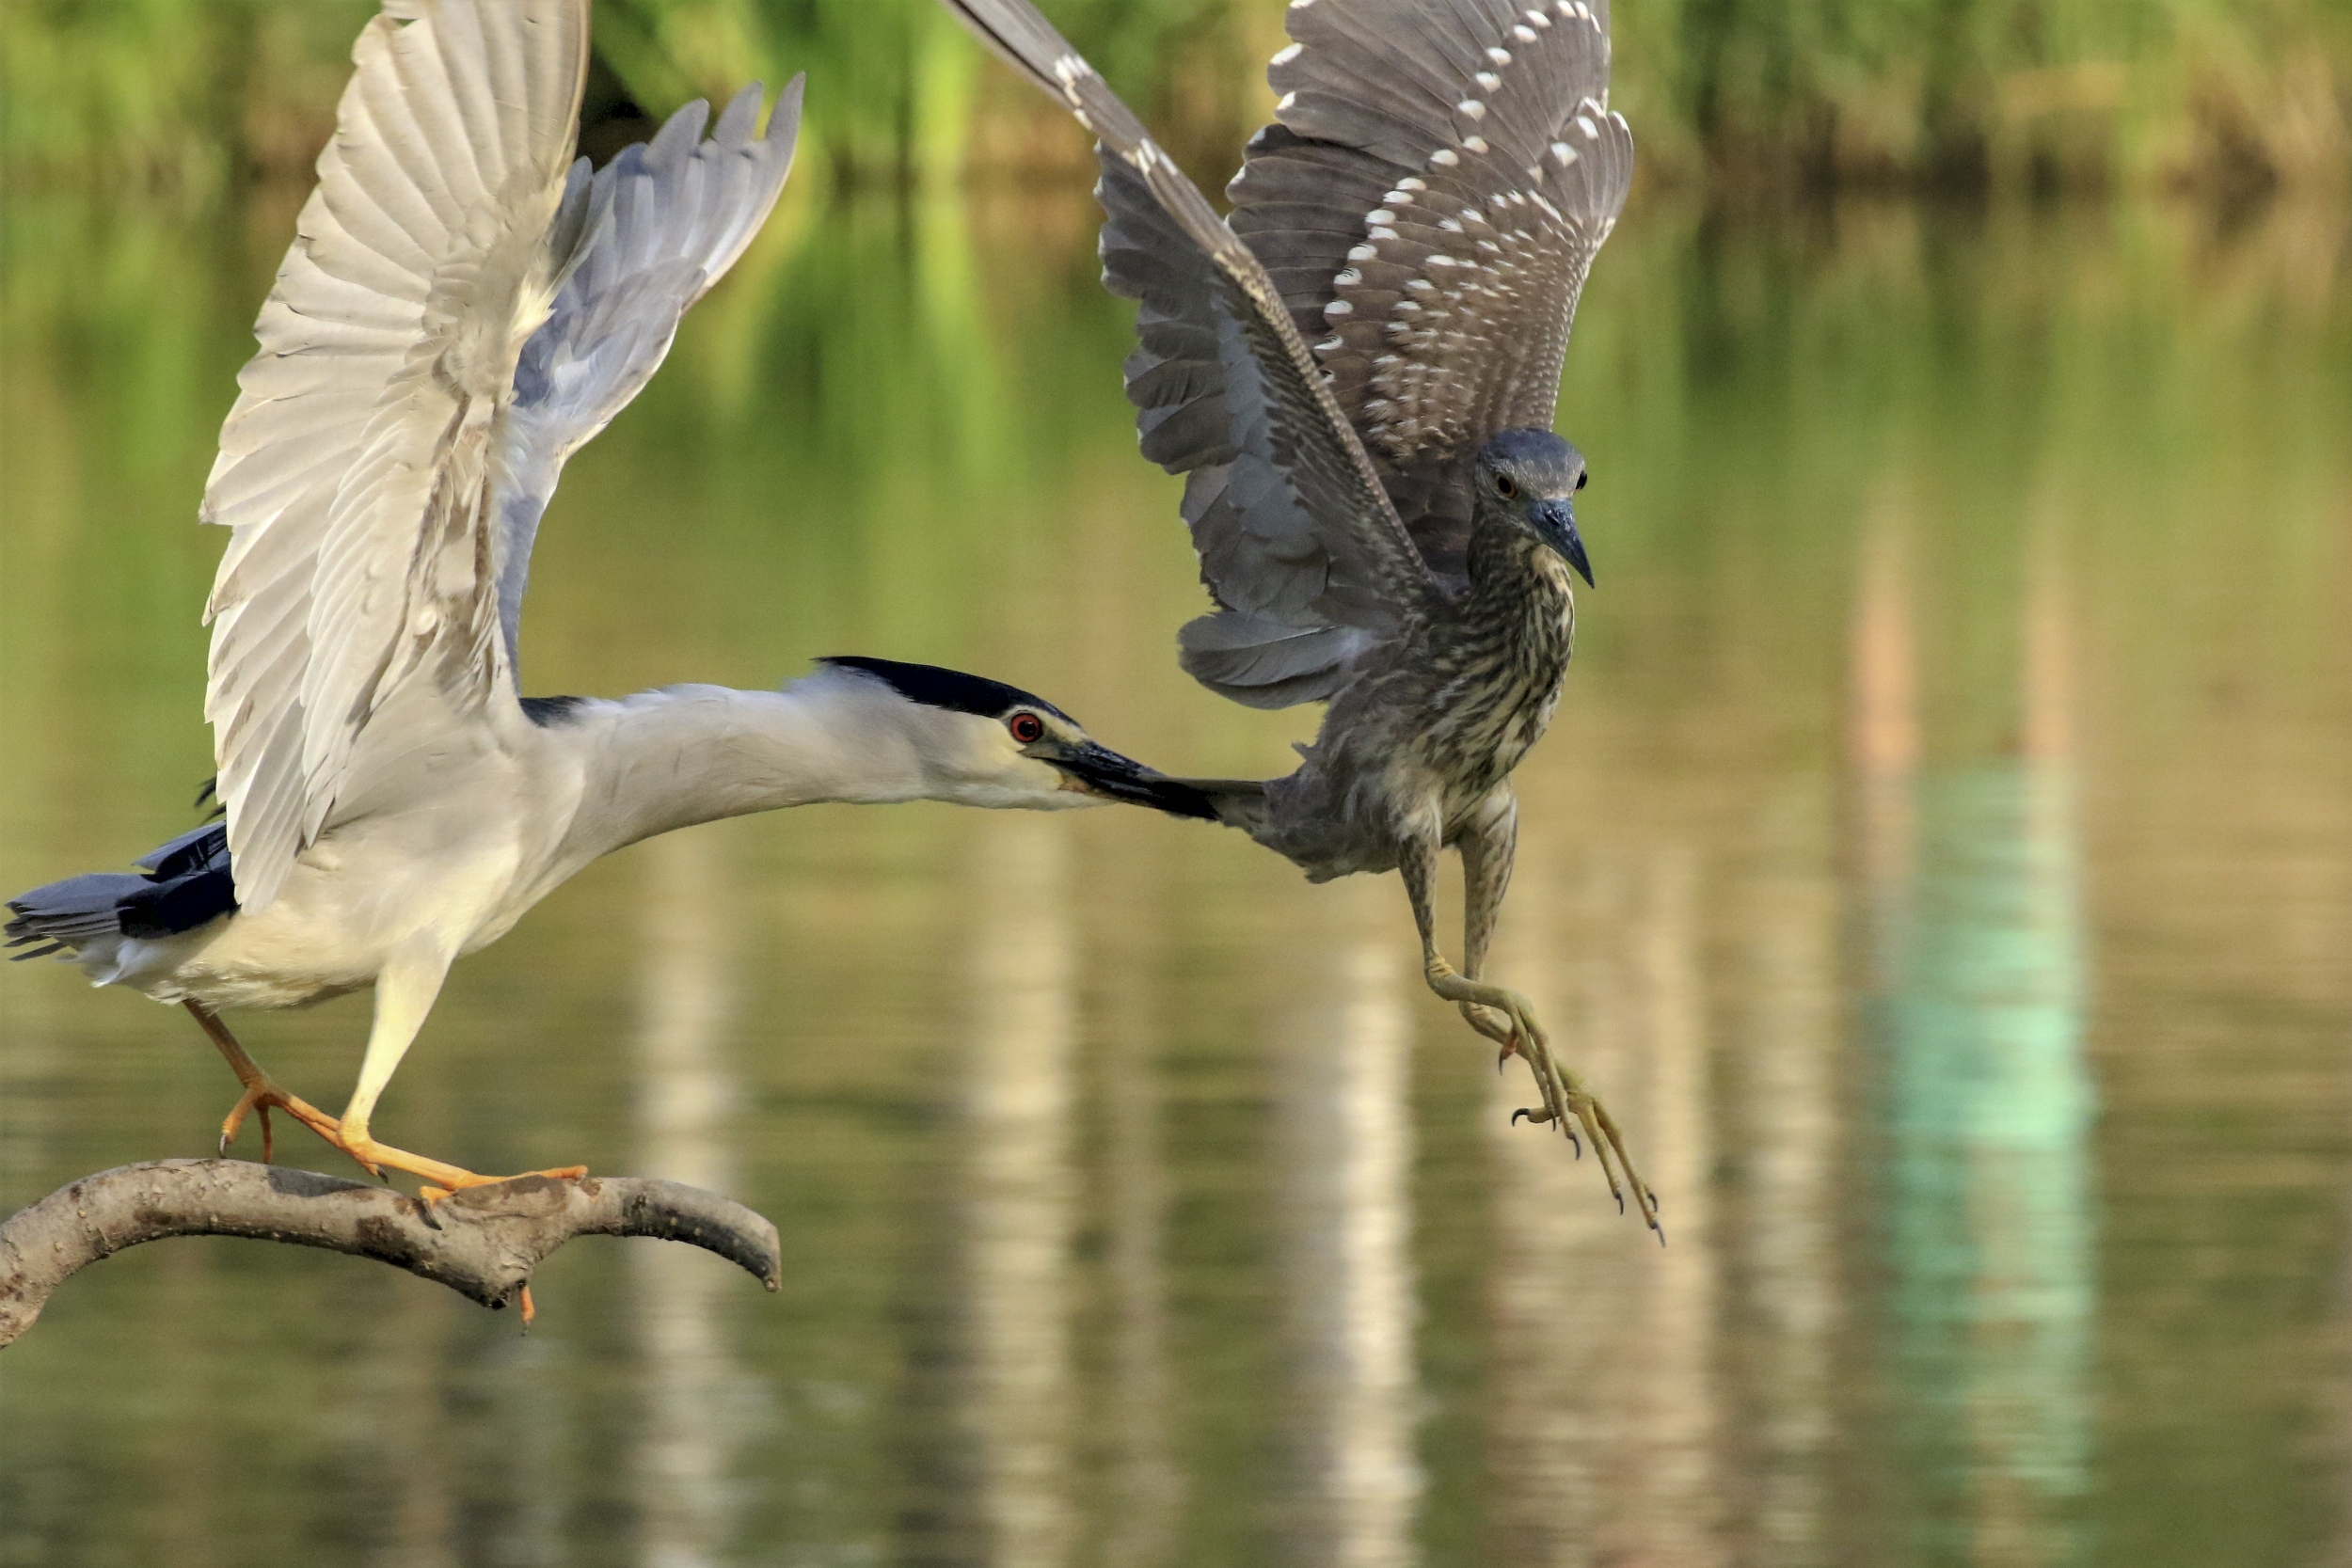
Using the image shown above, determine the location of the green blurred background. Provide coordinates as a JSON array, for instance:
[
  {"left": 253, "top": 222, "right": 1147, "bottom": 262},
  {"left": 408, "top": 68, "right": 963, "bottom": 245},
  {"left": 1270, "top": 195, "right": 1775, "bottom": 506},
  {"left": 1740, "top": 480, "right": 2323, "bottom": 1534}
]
[
  {"left": 6, "top": 0, "right": 2351, "bottom": 198},
  {"left": 3, "top": 3, "right": 2349, "bottom": 1567}
]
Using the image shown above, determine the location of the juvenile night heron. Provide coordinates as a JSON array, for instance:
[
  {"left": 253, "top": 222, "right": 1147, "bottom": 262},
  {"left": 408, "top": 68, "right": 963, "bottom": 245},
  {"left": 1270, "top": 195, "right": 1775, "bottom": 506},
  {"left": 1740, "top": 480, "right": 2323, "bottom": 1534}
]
[
  {"left": 6, "top": 0, "right": 1210, "bottom": 1197},
  {"left": 945, "top": 0, "right": 1658, "bottom": 1229}
]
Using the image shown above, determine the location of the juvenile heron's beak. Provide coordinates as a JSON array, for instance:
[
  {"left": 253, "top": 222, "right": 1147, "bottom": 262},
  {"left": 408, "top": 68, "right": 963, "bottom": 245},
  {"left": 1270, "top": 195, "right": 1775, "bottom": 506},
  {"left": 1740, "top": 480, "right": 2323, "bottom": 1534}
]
[
  {"left": 1532, "top": 498, "right": 1594, "bottom": 587},
  {"left": 1050, "top": 741, "right": 1220, "bottom": 820}
]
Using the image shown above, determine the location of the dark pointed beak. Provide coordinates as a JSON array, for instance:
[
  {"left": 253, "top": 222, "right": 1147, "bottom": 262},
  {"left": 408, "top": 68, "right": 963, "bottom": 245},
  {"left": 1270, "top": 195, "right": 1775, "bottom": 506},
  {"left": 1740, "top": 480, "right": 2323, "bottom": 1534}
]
[
  {"left": 1532, "top": 497, "right": 1594, "bottom": 587},
  {"left": 1049, "top": 741, "right": 1220, "bottom": 820}
]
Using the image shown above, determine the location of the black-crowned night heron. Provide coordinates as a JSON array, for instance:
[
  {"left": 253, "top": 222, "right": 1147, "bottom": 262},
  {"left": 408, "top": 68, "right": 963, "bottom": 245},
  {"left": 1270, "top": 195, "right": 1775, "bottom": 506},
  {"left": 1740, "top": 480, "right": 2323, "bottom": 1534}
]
[
  {"left": 6, "top": 0, "right": 1211, "bottom": 1200},
  {"left": 945, "top": 0, "right": 1658, "bottom": 1231}
]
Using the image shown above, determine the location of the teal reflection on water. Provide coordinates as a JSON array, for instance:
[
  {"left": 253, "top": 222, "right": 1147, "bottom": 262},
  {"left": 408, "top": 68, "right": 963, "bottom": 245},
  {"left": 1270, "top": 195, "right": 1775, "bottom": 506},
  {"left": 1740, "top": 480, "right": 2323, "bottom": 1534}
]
[{"left": 1882, "top": 766, "right": 2096, "bottom": 1564}]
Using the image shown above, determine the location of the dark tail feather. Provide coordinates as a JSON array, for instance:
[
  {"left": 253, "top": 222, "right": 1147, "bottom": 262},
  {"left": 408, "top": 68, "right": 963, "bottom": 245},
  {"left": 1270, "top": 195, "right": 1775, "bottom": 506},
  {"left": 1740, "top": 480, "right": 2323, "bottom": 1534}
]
[
  {"left": 7, "top": 821, "right": 235, "bottom": 959},
  {"left": 6, "top": 872, "right": 150, "bottom": 958}
]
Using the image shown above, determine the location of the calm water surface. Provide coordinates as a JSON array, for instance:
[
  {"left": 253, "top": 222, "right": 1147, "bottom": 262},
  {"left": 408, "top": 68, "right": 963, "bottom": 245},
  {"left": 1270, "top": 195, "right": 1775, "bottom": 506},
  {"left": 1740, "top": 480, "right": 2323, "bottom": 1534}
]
[{"left": 2, "top": 182, "right": 2347, "bottom": 1567}]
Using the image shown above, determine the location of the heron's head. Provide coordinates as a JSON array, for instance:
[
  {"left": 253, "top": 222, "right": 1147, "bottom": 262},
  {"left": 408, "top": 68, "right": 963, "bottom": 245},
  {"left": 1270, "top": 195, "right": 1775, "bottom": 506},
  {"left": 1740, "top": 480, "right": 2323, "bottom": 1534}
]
[
  {"left": 1473, "top": 429, "right": 1593, "bottom": 587},
  {"left": 813, "top": 657, "right": 1217, "bottom": 819}
]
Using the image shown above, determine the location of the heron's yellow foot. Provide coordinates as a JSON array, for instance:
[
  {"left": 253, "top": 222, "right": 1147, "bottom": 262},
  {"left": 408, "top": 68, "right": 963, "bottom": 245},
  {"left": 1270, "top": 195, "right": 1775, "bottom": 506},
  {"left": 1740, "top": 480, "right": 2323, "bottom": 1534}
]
[
  {"left": 415, "top": 1164, "right": 591, "bottom": 1203},
  {"left": 321, "top": 1127, "right": 588, "bottom": 1196},
  {"left": 1424, "top": 962, "right": 1663, "bottom": 1240},
  {"left": 218, "top": 1078, "right": 344, "bottom": 1165}
]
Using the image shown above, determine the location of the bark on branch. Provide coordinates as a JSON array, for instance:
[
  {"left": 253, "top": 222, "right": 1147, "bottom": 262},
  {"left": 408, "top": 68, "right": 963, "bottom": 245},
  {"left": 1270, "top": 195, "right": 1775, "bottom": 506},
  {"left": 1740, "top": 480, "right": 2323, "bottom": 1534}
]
[{"left": 0, "top": 1158, "right": 782, "bottom": 1346}]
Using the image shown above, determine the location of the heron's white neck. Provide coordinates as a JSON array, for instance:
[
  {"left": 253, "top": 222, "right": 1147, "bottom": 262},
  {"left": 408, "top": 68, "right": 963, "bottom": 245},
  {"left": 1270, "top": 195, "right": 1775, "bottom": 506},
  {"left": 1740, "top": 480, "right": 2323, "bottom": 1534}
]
[{"left": 548, "top": 677, "right": 947, "bottom": 866}]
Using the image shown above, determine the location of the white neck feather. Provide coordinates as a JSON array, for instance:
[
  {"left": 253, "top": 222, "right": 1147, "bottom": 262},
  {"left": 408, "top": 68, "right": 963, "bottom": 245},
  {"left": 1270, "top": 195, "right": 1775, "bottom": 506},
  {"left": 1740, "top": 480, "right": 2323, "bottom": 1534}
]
[
  {"left": 549, "top": 674, "right": 948, "bottom": 864},
  {"left": 532, "top": 663, "right": 1094, "bottom": 880}
]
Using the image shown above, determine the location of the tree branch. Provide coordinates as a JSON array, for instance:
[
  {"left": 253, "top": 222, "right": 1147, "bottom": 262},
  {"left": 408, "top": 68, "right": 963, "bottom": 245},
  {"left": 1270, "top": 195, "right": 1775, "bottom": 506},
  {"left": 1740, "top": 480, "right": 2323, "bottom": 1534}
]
[{"left": 0, "top": 1159, "right": 782, "bottom": 1346}]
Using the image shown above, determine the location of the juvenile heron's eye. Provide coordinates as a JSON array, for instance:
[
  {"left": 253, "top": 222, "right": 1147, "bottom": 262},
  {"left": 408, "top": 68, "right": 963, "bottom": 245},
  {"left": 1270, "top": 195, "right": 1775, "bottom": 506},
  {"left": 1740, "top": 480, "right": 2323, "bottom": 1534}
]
[
  {"left": 1009, "top": 712, "right": 1046, "bottom": 744},
  {"left": 1576, "top": 470, "right": 1588, "bottom": 491},
  {"left": 1494, "top": 473, "right": 1518, "bottom": 499}
]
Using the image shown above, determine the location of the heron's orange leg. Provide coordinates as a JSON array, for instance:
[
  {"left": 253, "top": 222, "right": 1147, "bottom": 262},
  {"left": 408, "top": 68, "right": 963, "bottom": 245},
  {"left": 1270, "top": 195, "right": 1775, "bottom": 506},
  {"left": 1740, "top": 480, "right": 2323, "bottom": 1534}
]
[
  {"left": 186, "top": 1002, "right": 343, "bottom": 1164},
  {"left": 184, "top": 1004, "right": 586, "bottom": 1196}
]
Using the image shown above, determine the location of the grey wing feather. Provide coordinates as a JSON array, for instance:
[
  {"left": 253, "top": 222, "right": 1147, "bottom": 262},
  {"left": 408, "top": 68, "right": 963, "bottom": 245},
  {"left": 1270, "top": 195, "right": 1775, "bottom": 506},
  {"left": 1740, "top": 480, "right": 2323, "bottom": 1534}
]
[
  {"left": 941, "top": 0, "right": 1438, "bottom": 710},
  {"left": 1231, "top": 0, "right": 1631, "bottom": 578},
  {"left": 495, "top": 77, "right": 804, "bottom": 672},
  {"left": 199, "top": 0, "right": 591, "bottom": 913}
]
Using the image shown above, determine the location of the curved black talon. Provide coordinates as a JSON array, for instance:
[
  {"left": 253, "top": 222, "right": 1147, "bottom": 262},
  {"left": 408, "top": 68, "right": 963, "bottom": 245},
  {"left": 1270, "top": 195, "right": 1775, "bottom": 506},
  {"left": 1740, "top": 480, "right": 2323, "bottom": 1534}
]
[
  {"left": 1511, "top": 1106, "right": 1537, "bottom": 1126},
  {"left": 1565, "top": 1127, "right": 1583, "bottom": 1159}
]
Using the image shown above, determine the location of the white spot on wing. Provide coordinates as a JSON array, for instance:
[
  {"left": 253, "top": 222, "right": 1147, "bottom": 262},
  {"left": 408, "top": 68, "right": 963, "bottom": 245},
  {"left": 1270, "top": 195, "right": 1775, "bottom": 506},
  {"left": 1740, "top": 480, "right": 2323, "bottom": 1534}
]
[
  {"left": 1278, "top": 91, "right": 1298, "bottom": 112},
  {"left": 1463, "top": 135, "right": 1489, "bottom": 154},
  {"left": 1577, "top": 115, "right": 1600, "bottom": 139},
  {"left": 1457, "top": 99, "right": 1486, "bottom": 121},
  {"left": 1551, "top": 141, "right": 1579, "bottom": 165},
  {"left": 1486, "top": 47, "right": 1513, "bottom": 66},
  {"left": 1348, "top": 243, "right": 1378, "bottom": 261},
  {"left": 1271, "top": 41, "right": 1303, "bottom": 65},
  {"left": 1475, "top": 71, "right": 1502, "bottom": 92},
  {"left": 1430, "top": 149, "right": 1459, "bottom": 166},
  {"left": 1323, "top": 298, "right": 1353, "bottom": 316}
]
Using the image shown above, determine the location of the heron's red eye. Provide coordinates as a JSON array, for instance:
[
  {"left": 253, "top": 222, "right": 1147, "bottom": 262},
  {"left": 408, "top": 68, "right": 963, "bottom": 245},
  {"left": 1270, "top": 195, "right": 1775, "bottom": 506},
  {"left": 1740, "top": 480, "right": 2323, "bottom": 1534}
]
[
  {"left": 1009, "top": 712, "right": 1045, "bottom": 744},
  {"left": 1494, "top": 473, "right": 1518, "bottom": 499}
]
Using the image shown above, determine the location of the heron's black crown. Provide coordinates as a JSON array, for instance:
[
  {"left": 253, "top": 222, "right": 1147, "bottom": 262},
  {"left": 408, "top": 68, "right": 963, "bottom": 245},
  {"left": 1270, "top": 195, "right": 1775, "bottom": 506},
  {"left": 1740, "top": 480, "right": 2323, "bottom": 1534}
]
[{"left": 818, "top": 657, "right": 1073, "bottom": 722}]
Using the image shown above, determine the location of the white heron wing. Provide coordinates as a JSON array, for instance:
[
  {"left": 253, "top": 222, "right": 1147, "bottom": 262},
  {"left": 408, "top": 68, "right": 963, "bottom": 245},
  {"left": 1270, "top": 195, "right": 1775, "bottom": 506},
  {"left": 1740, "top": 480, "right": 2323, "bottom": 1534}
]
[
  {"left": 494, "top": 78, "right": 806, "bottom": 673},
  {"left": 199, "top": 0, "right": 590, "bottom": 912}
]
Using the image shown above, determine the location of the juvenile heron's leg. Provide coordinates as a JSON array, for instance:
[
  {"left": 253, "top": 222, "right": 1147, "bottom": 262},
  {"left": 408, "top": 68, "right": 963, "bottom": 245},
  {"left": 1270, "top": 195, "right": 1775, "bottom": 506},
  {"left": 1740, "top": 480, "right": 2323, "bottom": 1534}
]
[
  {"left": 1454, "top": 794, "right": 1522, "bottom": 1064},
  {"left": 1402, "top": 821, "right": 1661, "bottom": 1234}
]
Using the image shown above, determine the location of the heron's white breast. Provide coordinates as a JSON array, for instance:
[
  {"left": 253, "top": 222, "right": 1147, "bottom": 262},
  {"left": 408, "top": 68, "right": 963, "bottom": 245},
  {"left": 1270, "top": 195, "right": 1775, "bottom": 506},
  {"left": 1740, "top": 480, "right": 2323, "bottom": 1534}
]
[{"left": 139, "top": 738, "right": 589, "bottom": 1011}]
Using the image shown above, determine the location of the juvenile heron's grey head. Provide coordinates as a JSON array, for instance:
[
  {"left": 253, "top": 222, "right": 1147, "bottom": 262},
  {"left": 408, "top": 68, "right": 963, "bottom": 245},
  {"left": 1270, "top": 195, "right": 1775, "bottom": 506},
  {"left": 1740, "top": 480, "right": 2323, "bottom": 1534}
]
[
  {"left": 1474, "top": 429, "right": 1593, "bottom": 587},
  {"left": 816, "top": 657, "right": 1216, "bottom": 819}
]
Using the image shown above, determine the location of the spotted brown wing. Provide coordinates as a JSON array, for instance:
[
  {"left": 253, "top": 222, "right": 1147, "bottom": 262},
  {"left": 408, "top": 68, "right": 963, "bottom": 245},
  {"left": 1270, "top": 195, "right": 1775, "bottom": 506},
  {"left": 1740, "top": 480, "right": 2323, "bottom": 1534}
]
[
  {"left": 1229, "top": 0, "right": 1630, "bottom": 579},
  {"left": 942, "top": 0, "right": 1448, "bottom": 710}
]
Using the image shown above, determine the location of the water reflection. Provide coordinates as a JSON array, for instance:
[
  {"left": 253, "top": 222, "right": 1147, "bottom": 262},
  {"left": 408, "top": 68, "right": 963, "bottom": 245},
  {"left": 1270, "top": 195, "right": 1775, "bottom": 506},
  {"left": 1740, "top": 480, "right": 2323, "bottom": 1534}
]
[
  {"left": 1485, "top": 841, "right": 1724, "bottom": 1567},
  {"left": 961, "top": 814, "right": 1079, "bottom": 1566},
  {"left": 1856, "top": 520, "right": 2096, "bottom": 1565},
  {"left": 1730, "top": 785, "right": 1842, "bottom": 1568},
  {"left": 1279, "top": 883, "right": 1422, "bottom": 1567},
  {"left": 1093, "top": 835, "right": 1183, "bottom": 1568},
  {"left": 631, "top": 831, "right": 750, "bottom": 1568}
]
